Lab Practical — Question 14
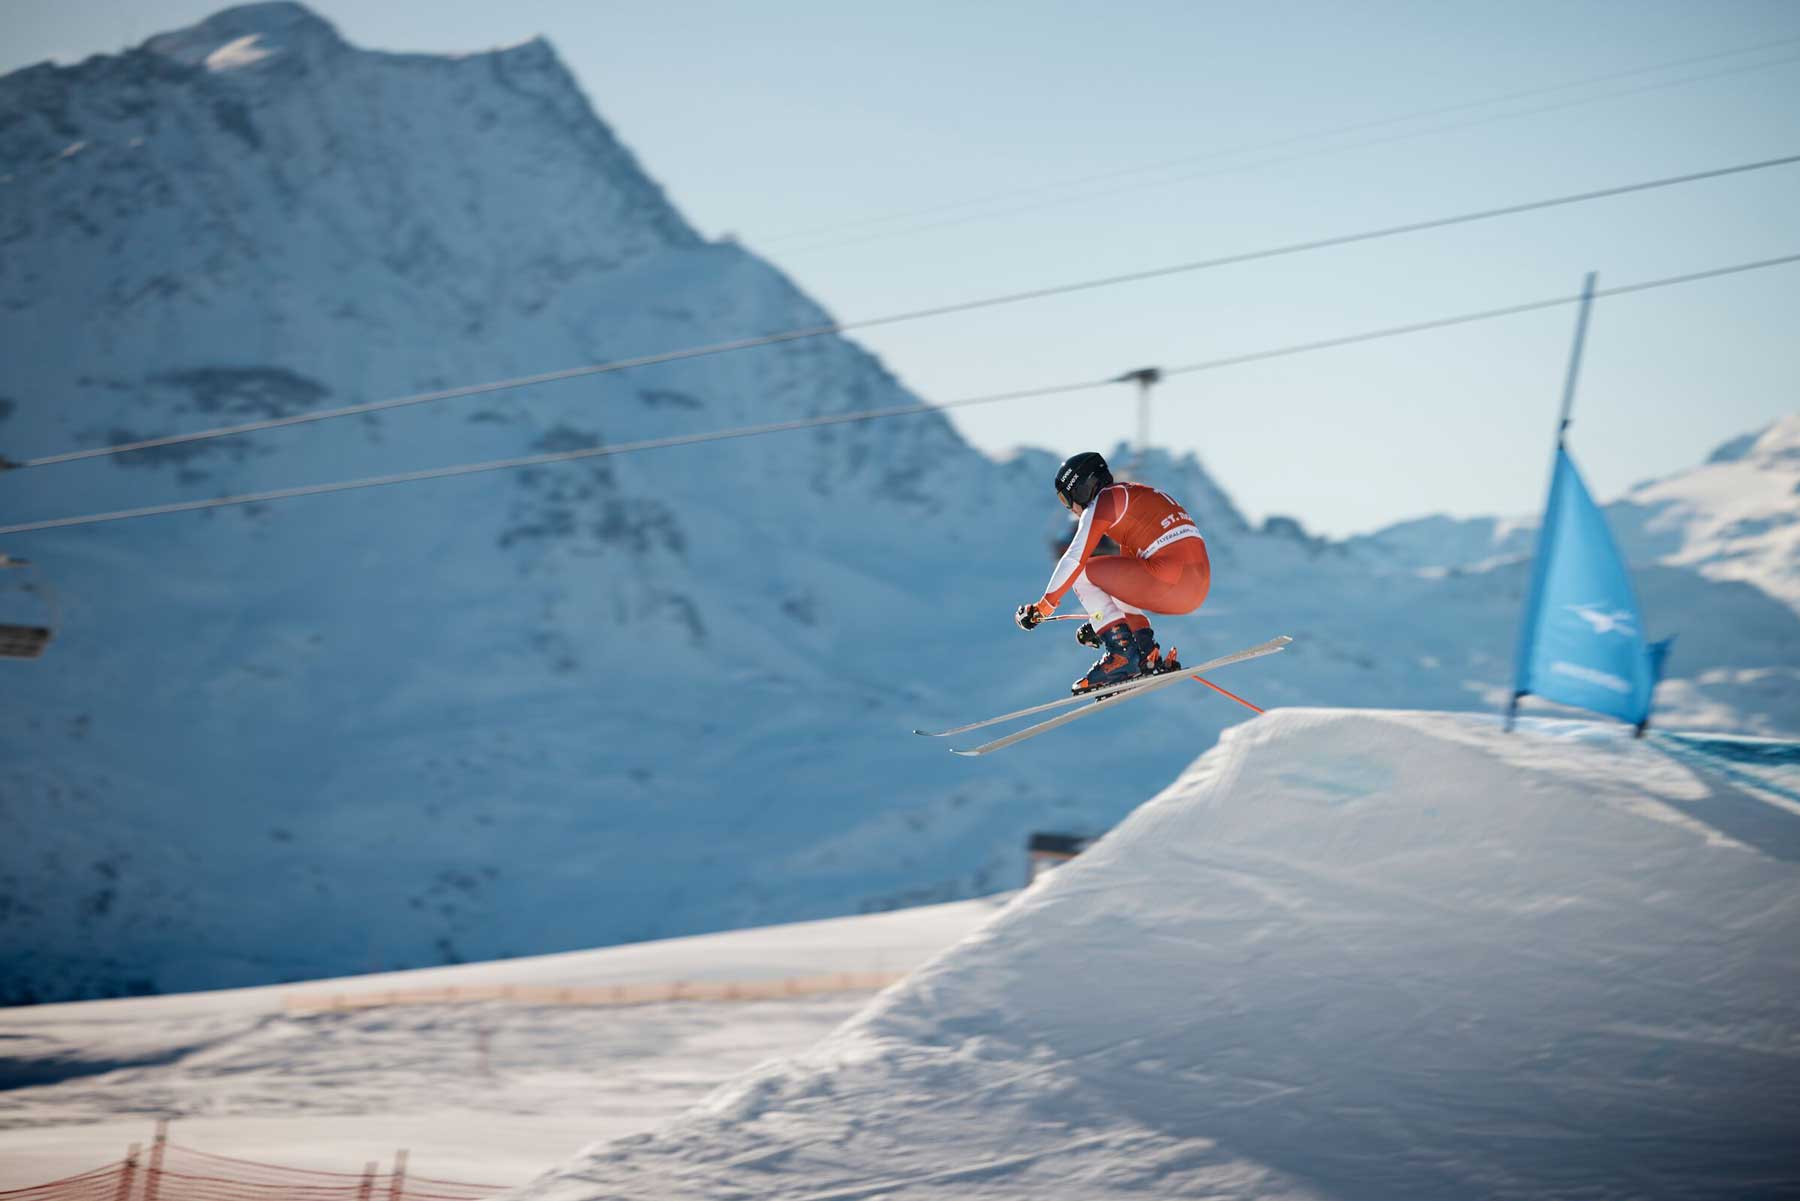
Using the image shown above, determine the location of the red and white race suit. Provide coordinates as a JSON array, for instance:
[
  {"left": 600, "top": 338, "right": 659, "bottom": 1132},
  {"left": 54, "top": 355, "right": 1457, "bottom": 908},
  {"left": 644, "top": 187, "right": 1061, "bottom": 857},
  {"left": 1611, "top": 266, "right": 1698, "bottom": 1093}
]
[{"left": 1037, "top": 482, "right": 1211, "bottom": 631}]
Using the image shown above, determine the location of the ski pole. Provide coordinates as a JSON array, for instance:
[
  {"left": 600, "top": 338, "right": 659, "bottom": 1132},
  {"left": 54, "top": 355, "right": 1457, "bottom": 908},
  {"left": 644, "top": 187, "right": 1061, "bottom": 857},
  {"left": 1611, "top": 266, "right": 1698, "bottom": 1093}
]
[{"left": 1189, "top": 675, "right": 1265, "bottom": 715}]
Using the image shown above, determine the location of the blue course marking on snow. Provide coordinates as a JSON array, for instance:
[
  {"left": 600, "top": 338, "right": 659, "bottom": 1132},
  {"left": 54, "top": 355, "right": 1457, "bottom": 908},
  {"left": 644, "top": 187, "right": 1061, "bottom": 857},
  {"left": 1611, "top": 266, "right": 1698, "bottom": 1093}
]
[
  {"left": 1659, "top": 733, "right": 1800, "bottom": 769},
  {"left": 1649, "top": 733, "right": 1800, "bottom": 863},
  {"left": 1654, "top": 733, "right": 1800, "bottom": 807}
]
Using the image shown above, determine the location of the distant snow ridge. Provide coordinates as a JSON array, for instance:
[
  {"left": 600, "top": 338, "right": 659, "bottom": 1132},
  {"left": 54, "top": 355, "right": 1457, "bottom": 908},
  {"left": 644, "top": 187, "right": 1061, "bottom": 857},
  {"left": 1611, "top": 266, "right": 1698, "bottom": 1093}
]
[
  {"left": 1615, "top": 415, "right": 1800, "bottom": 613},
  {"left": 519, "top": 710, "right": 1800, "bottom": 1201},
  {"left": 1349, "top": 415, "right": 1800, "bottom": 615}
]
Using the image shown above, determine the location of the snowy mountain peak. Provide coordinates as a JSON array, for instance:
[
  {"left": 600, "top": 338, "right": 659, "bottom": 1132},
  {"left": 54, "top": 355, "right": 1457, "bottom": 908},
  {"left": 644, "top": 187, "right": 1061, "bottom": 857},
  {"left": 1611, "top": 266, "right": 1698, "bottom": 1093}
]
[
  {"left": 1707, "top": 430, "right": 1763, "bottom": 465},
  {"left": 1705, "top": 414, "right": 1800, "bottom": 465},
  {"left": 1617, "top": 411, "right": 1800, "bottom": 610},
  {"left": 0, "top": 3, "right": 705, "bottom": 387},
  {"left": 1748, "top": 413, "right": 1800, "bottom": 460},
  {"left": 141, "top": 2, "right": 347, "bottom": 69}
]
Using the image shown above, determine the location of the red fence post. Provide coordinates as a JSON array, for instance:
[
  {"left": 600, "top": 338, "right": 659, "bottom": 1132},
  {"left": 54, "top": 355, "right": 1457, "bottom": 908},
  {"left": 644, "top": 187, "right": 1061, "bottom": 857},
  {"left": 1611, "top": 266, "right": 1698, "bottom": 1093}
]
[
  {"left": 115, "top": 1144, "right": 141, "bottom": 1201},
  {"left": 357, "top": 1162, "right": 376, "bottom": 1201},
  {"left": 388, "top": 1150, "right": 408, "bottom": 1201},
  {"left": 144, "top": 1121, "right": 168, "bottom": 1201}
]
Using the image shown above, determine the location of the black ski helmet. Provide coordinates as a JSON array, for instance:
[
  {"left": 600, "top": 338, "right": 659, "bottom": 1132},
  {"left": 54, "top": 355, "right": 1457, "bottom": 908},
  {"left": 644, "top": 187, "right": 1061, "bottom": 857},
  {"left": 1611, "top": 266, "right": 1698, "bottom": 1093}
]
[{"left": 1055, "top": 451, "right": 1113, "bottom": 509}]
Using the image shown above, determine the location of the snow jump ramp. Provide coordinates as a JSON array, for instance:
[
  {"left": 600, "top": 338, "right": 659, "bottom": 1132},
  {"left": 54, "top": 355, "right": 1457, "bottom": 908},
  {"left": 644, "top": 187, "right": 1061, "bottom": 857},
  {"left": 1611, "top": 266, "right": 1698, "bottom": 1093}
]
[{"left": 519, "top": 709, "right": 1800, "bottom": 1200}]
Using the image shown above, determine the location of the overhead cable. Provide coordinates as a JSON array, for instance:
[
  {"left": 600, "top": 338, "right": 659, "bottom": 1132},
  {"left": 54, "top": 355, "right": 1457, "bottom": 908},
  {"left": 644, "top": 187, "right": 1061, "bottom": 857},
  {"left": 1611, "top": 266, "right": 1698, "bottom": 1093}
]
[
  {"left": 754, "top": 32, "right": 1800, "bottom": 247},
  {"left": 4, "top": 249, "right": 1794, "bottom": 537},
  {"left": 10, "top": 150, "right": 1799, "bottom": 473},
  {"left": 772, "top": 48, "right": 1800, "bottom": 256},
  {"left": 1161, "top": 253, "right": 1800, "bottom": 376}
]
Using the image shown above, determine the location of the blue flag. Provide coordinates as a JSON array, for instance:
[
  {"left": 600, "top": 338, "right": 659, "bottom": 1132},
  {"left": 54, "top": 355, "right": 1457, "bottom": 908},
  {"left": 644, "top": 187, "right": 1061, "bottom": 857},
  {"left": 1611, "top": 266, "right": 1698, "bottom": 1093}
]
[{"left": 1512, "top": 447, "right": 1671, "bottom": 728}]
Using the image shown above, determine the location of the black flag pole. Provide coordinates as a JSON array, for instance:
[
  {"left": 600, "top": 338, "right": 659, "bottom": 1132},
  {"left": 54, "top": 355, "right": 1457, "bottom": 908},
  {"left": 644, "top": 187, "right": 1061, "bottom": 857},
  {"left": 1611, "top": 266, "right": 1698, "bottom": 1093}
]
[
  {"left": 1555, "top": 271, "right": 1599, "bottom": 447},
  {"left": 1505, "top": 271, "right": 1599, "bottom": 733}
]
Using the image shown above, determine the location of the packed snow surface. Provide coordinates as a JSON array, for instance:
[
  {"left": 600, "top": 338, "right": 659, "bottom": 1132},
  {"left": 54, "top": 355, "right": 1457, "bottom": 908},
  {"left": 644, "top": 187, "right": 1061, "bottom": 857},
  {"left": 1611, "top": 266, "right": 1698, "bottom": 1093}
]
[
  {"left": 511, "top": 710, "right": 1800, "bottom": 1200},
  {"left": 0, "top": 897, "right": 1006, "bottom": 1185}
]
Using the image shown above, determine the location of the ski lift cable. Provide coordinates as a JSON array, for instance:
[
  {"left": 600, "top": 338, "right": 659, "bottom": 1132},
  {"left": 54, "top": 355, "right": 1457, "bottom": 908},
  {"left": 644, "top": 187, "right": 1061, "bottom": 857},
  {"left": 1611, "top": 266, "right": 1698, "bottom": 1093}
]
[
  {"left": 0, "top": 378, "right": 1107, "bottom": 535},
  {"left": 753, "top": 32, "right": 1800, "bottom": 248},
  {"left": 1159, "top": 253, "right": 1800, "bottom": 377},
  {"left": 772, "top": 49, "right": 1800, "bottom": 258},
  {"left": 5, "top": 151, "right": 1797, "bottom": 473},
  {"left": 2, "top": 249, "right": 1793, "bottom": 538}
]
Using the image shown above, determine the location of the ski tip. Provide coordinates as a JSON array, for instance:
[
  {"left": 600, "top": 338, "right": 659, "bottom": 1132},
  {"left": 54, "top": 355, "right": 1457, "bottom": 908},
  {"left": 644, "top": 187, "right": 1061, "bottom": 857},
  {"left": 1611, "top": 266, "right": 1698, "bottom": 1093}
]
[
  {"left": 949, "top": 747, "right": 982, "bottom": 758},
  {"left": 1275, "top": 634, "right": 1294, "bottom": 647},
  {"left": 912, "top": 728, "right": 942, "bottom": 737}
]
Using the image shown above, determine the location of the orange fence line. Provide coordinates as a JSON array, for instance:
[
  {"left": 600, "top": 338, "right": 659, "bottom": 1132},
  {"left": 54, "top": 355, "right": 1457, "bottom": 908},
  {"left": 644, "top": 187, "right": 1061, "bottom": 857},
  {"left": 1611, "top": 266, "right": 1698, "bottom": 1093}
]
[
  {"left": 0, "top": 1165, "right": 124, "bottom": 1193},
  {"left": 8, "top": 972, "right": 914, "bottom": 1198},
  {"left": 282, "top": 970, "right": 907, "bottom": 1014},
  {"left": 1, "top": 1126, "right": 506, "bottom": 1201}
]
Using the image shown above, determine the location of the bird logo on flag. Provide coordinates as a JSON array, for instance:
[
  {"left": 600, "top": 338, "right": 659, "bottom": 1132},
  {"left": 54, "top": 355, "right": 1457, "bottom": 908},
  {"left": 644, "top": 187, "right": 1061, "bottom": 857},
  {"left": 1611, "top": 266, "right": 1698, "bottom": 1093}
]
[{"left": 1567, "top": 604, "right": 1639, "bottom": 638}]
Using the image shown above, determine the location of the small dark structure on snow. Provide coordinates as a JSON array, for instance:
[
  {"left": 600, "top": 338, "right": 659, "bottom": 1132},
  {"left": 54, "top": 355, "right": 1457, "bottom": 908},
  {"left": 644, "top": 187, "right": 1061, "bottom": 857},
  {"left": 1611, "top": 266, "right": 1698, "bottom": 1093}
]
[
  {"left": 0, "top": 555, "right": 53, "bottom": 660},
  {"left": 1026, "top": 831, "right": 1093, "bottom": 884}
]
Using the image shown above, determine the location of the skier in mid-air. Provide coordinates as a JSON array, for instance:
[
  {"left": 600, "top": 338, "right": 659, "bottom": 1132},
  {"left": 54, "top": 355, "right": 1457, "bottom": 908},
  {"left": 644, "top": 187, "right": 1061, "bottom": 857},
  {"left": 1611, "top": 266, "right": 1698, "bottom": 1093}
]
[{"left": 1015, "top": 451, "right": 1211, "bottom": 695}]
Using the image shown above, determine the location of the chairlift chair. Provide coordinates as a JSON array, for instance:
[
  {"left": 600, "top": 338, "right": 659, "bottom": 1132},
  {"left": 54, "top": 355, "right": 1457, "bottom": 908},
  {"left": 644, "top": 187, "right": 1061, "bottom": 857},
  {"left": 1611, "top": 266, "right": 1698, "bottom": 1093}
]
[{"left": 0, "top": 555, "right": 55, "bottom": 659}]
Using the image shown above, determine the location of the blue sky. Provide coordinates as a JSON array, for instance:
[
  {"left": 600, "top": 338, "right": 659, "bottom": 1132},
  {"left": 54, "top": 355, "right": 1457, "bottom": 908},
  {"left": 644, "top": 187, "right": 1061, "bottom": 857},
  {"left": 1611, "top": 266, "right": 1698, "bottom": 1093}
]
[{"left": 8, "top": 0, "right": 1800, "bottom": 535}]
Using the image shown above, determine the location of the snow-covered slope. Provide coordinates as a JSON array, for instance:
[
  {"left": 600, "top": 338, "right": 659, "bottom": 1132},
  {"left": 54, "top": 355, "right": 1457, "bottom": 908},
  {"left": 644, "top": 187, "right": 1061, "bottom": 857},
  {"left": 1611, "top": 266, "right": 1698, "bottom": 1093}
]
[
  {"left": 0, "top": 896, "right": 1005, "bottom": 1186},
  {"left": 2, "top": 4, "right": 1796, "bottom": 1004},
  {"left": 513, "top": 710, "right": 1800, "bottom": 1201}
]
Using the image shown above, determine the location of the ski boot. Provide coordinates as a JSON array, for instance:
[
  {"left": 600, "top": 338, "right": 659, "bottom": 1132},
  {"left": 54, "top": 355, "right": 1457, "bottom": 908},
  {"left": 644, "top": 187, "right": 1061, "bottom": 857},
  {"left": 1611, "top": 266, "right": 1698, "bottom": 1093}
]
[
  {"left": 1131, "top": 621, "right": 1180, "bottom": 676},
  {"left": 1070, "top": 620, "right": 1141, "bottom": 696}
]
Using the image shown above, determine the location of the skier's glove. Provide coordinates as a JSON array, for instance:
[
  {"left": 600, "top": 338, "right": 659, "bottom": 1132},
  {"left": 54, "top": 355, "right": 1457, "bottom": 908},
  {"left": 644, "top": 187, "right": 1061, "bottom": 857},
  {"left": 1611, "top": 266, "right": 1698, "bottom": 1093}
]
[{"left": 1014, "top": 603, "right": 1047, "bottom": 631}]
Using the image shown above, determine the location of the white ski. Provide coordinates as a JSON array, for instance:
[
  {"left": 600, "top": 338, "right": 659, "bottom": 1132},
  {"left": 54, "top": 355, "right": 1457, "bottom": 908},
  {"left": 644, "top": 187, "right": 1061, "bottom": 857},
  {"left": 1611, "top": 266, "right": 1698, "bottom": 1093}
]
[
  {"left": 911, "top": 652, "right": 1221, "bottom": 739},
  {"left": 942, "top": 635, "right": 1293, "bottom": 757},
  {"left": 913, "top": 634, "right": 1292, "bottom": 739}
]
